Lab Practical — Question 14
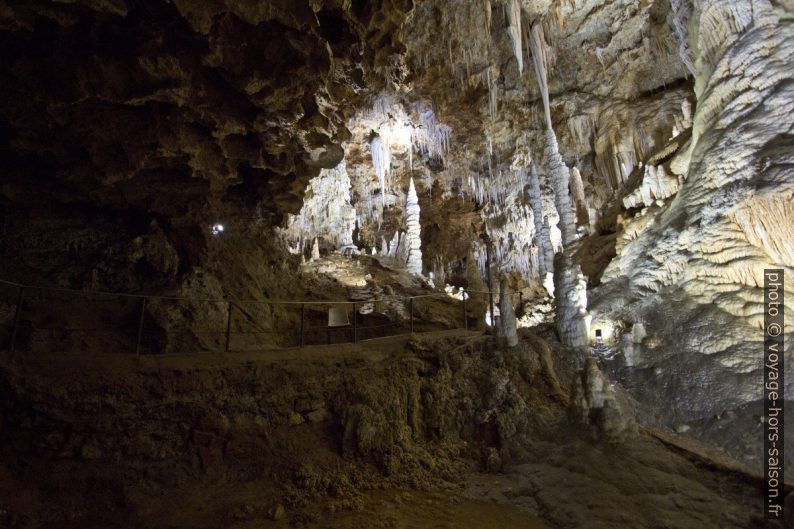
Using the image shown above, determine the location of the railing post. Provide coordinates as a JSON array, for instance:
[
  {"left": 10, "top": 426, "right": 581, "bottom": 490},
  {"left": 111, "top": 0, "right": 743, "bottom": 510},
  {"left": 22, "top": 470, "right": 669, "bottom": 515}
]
[
  {"left": 352, "top": 302, "right": 357, "bottom": 343},
  {"left": 300, "top": 303, "right": 305, "bottom": 348},
  {"left": 462, "top": 290, "right": 468, "bottom": 331},
  {"left": 409, "top": 297, "right": 414, "bottom": 333},
  {"left": 225, "top": 301, "right": 233, "bottom": 352},
  {"left": 9, "top": 286, "right": 24, "bottom": 352},
  {"left": 135, "top": 297, "right": 146, "bottom": 355}
]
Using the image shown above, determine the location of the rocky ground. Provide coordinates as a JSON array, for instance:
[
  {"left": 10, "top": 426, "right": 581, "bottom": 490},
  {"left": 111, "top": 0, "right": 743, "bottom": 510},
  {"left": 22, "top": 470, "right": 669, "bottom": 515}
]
[{"left": 0, "top": 329, "right": 785, "bottom": 529}]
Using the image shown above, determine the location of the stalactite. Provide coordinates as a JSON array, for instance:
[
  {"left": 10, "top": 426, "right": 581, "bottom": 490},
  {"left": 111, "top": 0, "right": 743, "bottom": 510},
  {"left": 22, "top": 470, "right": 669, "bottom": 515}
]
[
  {"left": 405, "top": 178, "right": 423, "bottom": 275},
  {"left": 528, "top": 22, "right": 552, "bottom": 130},
  {"left": 370, "top": 135, "right": 390, "bottom": 211},
  {"left": 506, "top": 0, "right": 523, "bottom": 74},
  {"left": 570, "top": 166, "right": 590, "bottom": 230}
]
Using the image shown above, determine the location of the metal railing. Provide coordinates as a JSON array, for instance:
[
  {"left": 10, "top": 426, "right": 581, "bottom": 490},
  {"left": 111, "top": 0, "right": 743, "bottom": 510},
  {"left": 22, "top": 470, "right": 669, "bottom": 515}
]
[{"left": 0, "top": 279, "right": 493, "bottom": 354}]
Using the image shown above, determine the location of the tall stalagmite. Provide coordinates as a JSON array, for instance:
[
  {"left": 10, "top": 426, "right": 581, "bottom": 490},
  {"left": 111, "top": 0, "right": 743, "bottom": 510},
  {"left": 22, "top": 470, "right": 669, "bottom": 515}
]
[
  {"left": 405, "top": 178, "right": 423, "bottom": 275},
  {"left": 527, "top": 163, "right": 555, "bottom": 295},
  {"left": 528, "top": 21, "right": 588, "bottom": 346}
]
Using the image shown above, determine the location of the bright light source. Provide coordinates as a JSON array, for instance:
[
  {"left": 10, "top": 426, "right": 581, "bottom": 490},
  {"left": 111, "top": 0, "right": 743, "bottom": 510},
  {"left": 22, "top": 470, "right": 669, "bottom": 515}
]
[{"left": 211, "top": 223, "right": 224, "bottom": 235}]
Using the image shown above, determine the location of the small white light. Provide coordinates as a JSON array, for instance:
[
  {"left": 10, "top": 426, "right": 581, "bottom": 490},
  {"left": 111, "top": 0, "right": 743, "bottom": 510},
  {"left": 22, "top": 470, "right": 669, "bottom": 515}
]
[{"left": 211, "top": 223, "right": 225, "bottom": 235}]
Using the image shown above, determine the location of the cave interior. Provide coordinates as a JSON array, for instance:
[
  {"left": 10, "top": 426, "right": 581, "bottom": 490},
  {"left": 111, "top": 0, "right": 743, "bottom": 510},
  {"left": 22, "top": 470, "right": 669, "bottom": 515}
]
[{"left": 0, "top": 0, "right": 793, "bottom": 528}]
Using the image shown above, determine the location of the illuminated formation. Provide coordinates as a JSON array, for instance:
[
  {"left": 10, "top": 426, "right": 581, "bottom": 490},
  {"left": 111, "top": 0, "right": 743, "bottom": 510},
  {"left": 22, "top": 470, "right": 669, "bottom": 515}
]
[{"left": 405, "top": 178, "right": 423, "bottom": 275}]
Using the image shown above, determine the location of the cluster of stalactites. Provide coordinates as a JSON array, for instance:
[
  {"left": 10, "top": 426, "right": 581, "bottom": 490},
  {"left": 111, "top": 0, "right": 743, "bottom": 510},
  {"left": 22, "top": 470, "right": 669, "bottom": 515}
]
[
  {"left": 360, "top": 98, "right": 452, "bottom": 226},
  {"left": 411, "top": 0, "right": 492, "bottom": 87},
  {"left": 473, "top": 195, "right": 539, "bottom": 283},
  {"left": 281, "top": 160, "right": 356, "bottom": 254}
]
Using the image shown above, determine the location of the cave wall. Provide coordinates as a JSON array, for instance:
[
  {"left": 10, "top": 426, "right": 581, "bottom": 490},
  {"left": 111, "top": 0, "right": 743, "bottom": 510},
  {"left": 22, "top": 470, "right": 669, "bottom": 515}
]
[{"left": 588, "top": 0, "right": 794, "bottom": 468}]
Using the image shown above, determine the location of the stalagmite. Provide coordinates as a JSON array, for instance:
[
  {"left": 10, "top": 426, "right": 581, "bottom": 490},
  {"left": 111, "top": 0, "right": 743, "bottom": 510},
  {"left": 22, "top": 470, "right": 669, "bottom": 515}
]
[
  {"left": 311, "top": 238, "right": 320, "bottom": 262},
  {"left": 553, "top": 254, "right": 589, "bottom": 346},
  {"left": 544, "top": 130, "right": 577, "bottom": 247},
  {"left": 388, "top": 232, "right": 399, "bottom": 259},
  {"left": 527, "top": 163, "right": 554, "bottom": 295},
  {"left": 528, "top": 21, "right": 588, "bottom": 346},
  {"left": 380, "top": 236, "right": 388, "bottom": 256},
  {"left": 395, "top": 232, "right": 409, "bottom": 264},
  {"left": 405, "top": 178, "right": 423, "bottom": 275},
  {"left": 499, "top": 277, "right": 518, "bottom": 347}
]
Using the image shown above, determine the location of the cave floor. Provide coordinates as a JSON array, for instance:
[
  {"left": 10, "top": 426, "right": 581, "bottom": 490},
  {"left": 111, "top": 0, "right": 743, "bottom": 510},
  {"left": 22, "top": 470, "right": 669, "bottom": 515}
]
[{"left": 0, "top": 330, "right": 773, "bottom": 529}]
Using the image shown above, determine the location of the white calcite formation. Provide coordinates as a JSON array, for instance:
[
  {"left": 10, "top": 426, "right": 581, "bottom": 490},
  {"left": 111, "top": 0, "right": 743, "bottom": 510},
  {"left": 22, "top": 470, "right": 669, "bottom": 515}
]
[
  {"left": 282, "top": 161, "right": 357, "bottom": 254},
  {"left": 569, "top": 166, "right": 590, "bottom": 229},
  {"left": 529, "top": 21, "right": 589, "bottom": 347},
  {"left": 593, "top": 89, "right": 692, "bottom": 192},
  {"left": 589, "top": 0, "right": 794, "bottom": 465},
  {"left": 350, "top": 96, "right": 452, "bottom": 231},
  {"left": 527, "top": 163, "right": 555, "bottom": 295},
  {"left": 553, "top": 254, "right": 589, "bottom": 347},
  {"left": 370, "top": 135, "right": 391, "bottom": 211},
  {"left": 405, "top": 178, "right": 423, "bottom": 275},
  {"left": 622, "top": 164, "right": 681, "bottom": 210},
  {"left": 544, "top": 129, "right": 578, "bottom": 248},
  {"left": 311, "top": 238, "right": 320, "bottom": 262}
]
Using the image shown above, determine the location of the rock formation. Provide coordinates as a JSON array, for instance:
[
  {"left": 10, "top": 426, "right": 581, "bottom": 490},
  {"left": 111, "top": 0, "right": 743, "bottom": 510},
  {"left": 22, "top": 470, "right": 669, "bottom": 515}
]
[
  {"left": 311, "top": 238, "right": 320, "bottom": 262},
  {"left": 593, "top": 0, "right": 794, "bottom": 433},
  {"left": 527, "top": 163, "right": 555, "bottom": 296},
  {"left": 405, "top": 178, "right": 423, "bottom": 275},
  {"left": 498, "top": 278, "right": 518, "bottom": 348},
  {"left": 572, "top": 358, "right": 637, "bottom": 441},
  {"left": 528, "top": 21, "right": 588, "bottom": 347},
  {"left": 1, "top": 0, "right": 792, "bottom": 513}
]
